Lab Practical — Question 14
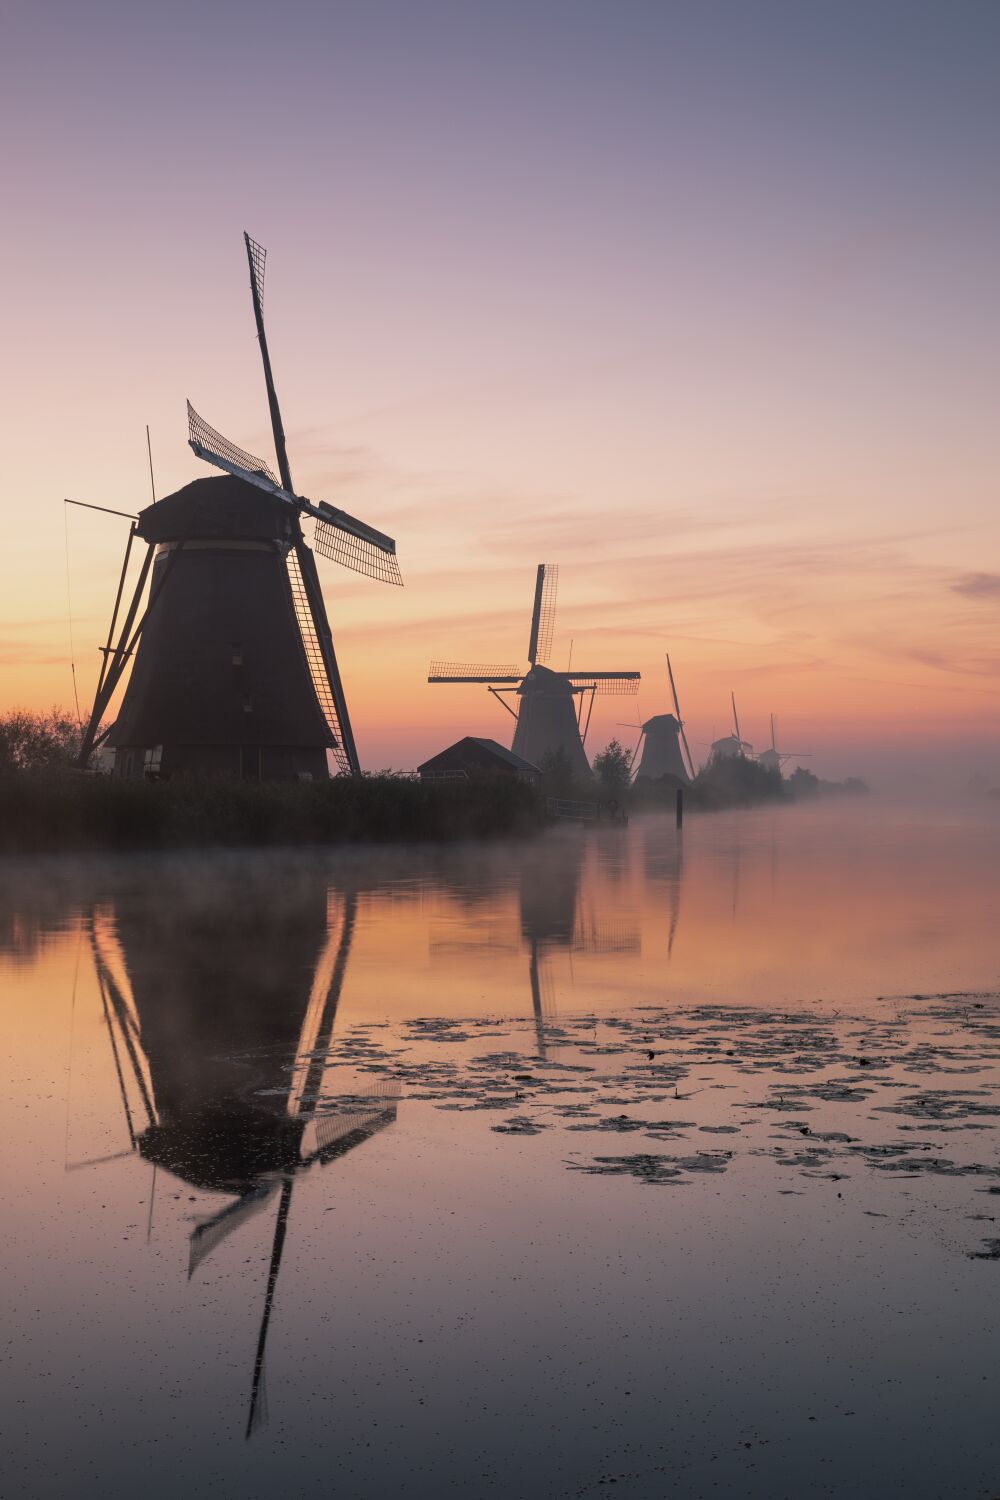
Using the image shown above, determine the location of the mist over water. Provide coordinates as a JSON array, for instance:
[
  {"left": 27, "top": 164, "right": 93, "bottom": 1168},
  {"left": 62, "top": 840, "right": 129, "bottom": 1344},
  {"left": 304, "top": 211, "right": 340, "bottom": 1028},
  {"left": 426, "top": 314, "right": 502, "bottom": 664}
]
[{"left": 3, "top": 801, "right": 1000, "bottom": 1498}]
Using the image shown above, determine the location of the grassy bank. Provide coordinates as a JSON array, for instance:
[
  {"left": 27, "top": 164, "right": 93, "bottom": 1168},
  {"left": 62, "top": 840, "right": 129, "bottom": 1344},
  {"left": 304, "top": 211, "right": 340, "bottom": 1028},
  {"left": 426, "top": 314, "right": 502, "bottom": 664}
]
[{"left": 0, "top": 771, "right": 546, "bottom": 854}]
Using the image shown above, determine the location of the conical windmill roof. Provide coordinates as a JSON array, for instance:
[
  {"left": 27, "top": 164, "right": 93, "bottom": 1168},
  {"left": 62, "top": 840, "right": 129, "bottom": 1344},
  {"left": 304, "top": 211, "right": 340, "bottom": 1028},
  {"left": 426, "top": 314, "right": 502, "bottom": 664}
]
[{"left": 137, "top": 474, "right": 295, "bottom": 545}]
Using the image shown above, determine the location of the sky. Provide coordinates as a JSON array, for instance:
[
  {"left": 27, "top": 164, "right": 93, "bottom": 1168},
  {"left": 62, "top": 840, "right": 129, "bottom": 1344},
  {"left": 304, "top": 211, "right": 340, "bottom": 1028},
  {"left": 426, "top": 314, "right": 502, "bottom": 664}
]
[{"left": 1, "top": 0, "right": 998, "bottom": 781}]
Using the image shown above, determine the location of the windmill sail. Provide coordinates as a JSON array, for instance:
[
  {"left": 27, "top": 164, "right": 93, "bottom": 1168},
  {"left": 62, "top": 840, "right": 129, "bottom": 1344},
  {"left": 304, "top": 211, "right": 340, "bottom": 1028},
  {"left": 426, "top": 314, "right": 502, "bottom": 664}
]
[
  {"left": 244, "top": 231, "right": 293, "bottom": 492},
  {"left": 189, "top": 405, "right": 401, "bottom": 586},
  {"left": 313, "top": 516, "right": 402, "bottom": 586},
  {"left": 187, "top": 404, "right": 279, "bottom": 485},
  {"left": 667, "top": 654, "right": 696, "bottom": 779},
  {"left": 428, "top": 661, "right": 522, "bottom": 682},
  {"left": 285, "top": 547, "right": 353, "bottom": 772},
  {"left": 189, "top": 1183, "right": 279, "bottom": 1279},
  {"left": 527, "top": 563, "right": 558, "bottom": 665},
  {"left": 565, "top": 673, "right": 640, "bottom": 696}
]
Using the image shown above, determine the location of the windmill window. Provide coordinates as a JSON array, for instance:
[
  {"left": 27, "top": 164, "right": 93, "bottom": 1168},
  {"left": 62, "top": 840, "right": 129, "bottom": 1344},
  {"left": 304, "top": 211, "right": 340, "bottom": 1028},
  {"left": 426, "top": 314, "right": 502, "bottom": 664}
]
[
  {"left": 231, "top": 644, "right": 244, "bottom": 666},
  {"left": 242, "top": 694, "right": 253, "bottom": 714},
  {"left": 143, "top": 745, "right": 163, "bottom": 773}
]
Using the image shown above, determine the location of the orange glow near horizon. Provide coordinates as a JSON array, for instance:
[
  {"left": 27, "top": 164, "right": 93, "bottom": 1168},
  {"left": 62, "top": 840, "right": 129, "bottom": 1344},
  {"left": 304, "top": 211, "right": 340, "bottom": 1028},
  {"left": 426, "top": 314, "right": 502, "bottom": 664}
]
[{"left": 2, "top": 3, "right": 998, "bottom": 783}]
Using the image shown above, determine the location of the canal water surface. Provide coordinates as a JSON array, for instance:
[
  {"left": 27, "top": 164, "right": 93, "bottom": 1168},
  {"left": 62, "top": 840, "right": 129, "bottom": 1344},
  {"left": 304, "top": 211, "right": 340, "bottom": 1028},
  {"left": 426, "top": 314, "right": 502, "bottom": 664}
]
[{"left": 2, "top": 802, "right": 999, "bottom": 1498}]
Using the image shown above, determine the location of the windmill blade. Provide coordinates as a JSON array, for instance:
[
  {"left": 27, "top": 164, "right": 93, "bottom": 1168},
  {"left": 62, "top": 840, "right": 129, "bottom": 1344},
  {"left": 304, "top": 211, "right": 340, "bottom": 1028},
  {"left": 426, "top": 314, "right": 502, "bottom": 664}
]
[
  {"left": 666, "top": 654, "right": 683, "bottom": 720},
  {"left": 428, "top": 661, "right": 522, "bottom": 683},
  {"left": 770, "top": 713, "right": 776, "bottom": 752},
  {"left": 189, "top": 404, "right": 401, "bottom": 586},
  {"left": 244, "top": 231, "right": 293, "bottom": 492},
  {"left": 305, "top": 1088, "right": 398, "bottom": 1167},
  {"left": 313, "top": 515, "right": 401, "bottom": 586},
  {"left": 246, "top": 1175, "right": 294, "bottom": 1440},
  {"left": 188, "top": 402, "right": 280, "bottom": 486},
  {"left": 731, "top": 691, "right": 743, "bottom": 746},
  {"left": 630, "top": 726, "right": 646, "bottom": 782},
  {"left": 564, "top": 672, "right": 640, "bottom": 696},
  {"left": 679, "top": 726, "right": 696, "bottom": 781},
  {"left": 527, "top": 563, "right": 558, "bottom": 665},
  {"left": 286, "top": 544, "right": 358, "bottom": 773},
  {"left": 666, "top": 653, "right": 696, "bottom": 778},
  {"left": 188, "top": 1182, "right": 279, "bottom": 1279}
]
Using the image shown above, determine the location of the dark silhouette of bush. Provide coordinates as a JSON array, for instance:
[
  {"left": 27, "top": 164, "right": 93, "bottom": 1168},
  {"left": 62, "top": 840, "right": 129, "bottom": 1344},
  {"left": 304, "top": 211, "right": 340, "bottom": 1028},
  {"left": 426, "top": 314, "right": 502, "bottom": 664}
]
[
  {"left": 0, "top": 708, "right": 82, "bottom": 773},
  {"left": 0, "top": 770, "right": 546, "bottom": 854},
  {"left": 592, "top": 739, "right": 632, "bottom": 798}
]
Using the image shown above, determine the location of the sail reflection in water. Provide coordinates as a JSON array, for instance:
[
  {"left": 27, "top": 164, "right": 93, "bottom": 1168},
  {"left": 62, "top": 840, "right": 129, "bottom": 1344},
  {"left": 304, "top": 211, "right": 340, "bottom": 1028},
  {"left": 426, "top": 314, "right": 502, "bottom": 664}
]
[{"left": 85, "top": 876, "right": 396, "bottom": 1437}]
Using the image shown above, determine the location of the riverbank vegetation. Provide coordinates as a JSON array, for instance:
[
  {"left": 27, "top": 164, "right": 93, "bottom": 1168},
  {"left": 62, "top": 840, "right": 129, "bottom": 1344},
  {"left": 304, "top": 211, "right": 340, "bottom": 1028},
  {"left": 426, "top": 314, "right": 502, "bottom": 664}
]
[
  {"left": 0, "top": 709, "right": 868, "bottom": 855},
  {"left": 0, "top": 707, "right": 548, "bottom": 852},
  {"left": 0, "top": 767, "right": 546, "bottom": 854}
]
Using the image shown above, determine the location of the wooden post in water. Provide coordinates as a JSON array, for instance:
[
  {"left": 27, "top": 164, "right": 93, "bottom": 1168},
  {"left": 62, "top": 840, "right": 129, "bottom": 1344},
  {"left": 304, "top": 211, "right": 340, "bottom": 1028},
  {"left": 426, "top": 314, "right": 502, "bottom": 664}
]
[{"left": 676, "top": 787, "right": 684, "bottom": 828}]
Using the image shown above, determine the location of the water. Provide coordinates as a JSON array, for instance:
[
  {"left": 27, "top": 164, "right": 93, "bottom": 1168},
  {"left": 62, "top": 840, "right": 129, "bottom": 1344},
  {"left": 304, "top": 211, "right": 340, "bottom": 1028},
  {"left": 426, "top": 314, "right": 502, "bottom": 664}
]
[{"left": 2, "top": 802, "right": 1000, "bottom": 1498}]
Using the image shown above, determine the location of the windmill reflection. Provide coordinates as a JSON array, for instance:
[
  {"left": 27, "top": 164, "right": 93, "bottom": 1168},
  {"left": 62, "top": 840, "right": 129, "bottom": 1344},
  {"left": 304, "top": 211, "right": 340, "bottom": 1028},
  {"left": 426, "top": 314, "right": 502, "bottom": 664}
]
[
  {"left": 432, "top": 833, "right": 642, "bottom": 1055},
  {"left": 640, "top": 821, "right": 685, "bottom": 959},
  {"left": 87, "top": 876, "right": 395, "bottom": 1437}
]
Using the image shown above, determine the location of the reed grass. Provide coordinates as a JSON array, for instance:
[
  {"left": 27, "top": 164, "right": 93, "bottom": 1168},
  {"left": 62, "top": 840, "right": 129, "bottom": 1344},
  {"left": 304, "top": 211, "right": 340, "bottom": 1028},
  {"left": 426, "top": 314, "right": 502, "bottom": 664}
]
[{"left": 0, "top": 771, "right": 546, "bottom": 854}]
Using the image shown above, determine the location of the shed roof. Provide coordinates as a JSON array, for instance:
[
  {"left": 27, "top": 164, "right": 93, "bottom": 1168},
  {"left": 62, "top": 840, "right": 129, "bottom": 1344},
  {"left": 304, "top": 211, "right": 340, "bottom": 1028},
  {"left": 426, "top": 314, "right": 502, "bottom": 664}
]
[
  {"left": 417, "top": 736, "right": 540, "bottom": 775},
  {"left": 466, "top": 737, "right": 540, "bottom": 772}
]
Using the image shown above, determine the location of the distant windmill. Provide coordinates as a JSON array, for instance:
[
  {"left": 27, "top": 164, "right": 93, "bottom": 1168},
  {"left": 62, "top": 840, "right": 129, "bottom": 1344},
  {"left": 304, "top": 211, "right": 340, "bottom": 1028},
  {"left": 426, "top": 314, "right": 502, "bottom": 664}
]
[
  {"left": 757, "top": 714, "right": 811, "bottom": 776},
  {"left": 77, "top": 232, "right": 401, "bottom": 779},
  {"left": 632, "top": 654, "right": 696, "bottom": 783},
  {"left": 708, "top": 691, "right": 753, "bottom": 763},
  {"left": 428, "top": 564, "right": 640, "bottom": 778}
]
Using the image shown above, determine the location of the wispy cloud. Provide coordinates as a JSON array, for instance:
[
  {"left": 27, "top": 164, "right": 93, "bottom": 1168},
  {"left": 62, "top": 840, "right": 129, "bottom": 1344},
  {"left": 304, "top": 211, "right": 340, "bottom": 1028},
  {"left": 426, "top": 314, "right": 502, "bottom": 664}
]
[{"left": 952, "top": 572, "right": 1000, "bottom": 600}]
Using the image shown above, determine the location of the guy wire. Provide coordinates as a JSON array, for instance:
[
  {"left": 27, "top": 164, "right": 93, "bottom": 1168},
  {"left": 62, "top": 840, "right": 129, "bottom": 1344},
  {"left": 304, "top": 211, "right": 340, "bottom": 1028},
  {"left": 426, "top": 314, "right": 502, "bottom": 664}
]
[
  {"left": 146, "top": 424, "right": 156, "bottom": 505},
  {"left": 63, "top": 502, "right": 82, "bottom": 725}
]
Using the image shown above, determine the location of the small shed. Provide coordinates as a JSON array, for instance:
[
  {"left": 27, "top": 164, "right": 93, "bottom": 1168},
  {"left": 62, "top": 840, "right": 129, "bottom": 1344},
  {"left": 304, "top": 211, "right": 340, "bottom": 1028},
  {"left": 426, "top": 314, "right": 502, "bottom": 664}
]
[{"left": 418, "top": 737, "right": 541, "bottom": 783}]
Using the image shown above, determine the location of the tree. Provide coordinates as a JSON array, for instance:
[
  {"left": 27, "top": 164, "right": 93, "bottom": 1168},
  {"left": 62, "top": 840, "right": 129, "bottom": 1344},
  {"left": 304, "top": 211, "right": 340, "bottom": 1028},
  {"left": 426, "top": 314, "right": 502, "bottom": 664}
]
[
  {"left": 592, "top": 738, "right": 632, "bottom": 798},
  {"left": 0, "top": 708, "right": 82, "bottom": 773},
  {"left": 787, "top": 765, "right": 819, "bottom": 800}
]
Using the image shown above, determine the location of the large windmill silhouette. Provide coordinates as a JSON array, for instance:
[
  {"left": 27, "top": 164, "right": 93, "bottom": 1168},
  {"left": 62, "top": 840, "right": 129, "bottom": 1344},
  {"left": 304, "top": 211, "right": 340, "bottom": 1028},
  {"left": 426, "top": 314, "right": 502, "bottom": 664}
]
[
  {"left": 428, "top": 564, "right": 639, "bottom": 778},
  {"left": 85, "top": 877, "right": 396, "bottom": 1438},
  {"left": 78, "top": 233, "right": 401, "bottom": 778}
]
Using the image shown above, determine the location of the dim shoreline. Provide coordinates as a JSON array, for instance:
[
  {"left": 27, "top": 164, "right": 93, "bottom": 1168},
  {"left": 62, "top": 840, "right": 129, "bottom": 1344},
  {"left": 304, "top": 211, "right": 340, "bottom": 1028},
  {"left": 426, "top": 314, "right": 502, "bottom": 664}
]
[{"left": 0, "top": 771, "right": 547, "bottom": 854}]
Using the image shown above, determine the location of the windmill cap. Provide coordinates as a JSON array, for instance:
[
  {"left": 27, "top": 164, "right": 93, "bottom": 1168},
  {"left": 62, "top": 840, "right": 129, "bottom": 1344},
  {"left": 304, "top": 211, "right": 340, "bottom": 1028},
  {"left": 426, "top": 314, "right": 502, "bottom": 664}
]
[
  {"left": 517, "top": 663, "right": 576, "bottom": 695},
  {"left": 641, "top": 713, "right": 681, "bottom": 732},
  {"left": 136, "top": 474, "right": 296, "bottom": 545}
]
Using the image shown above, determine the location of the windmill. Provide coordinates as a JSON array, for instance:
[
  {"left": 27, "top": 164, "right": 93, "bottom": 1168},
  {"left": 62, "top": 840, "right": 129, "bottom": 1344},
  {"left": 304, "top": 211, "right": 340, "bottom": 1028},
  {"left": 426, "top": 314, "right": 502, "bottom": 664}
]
[
  {"left": 428, "top": 564, "right": 639, "bottom": 779},
  {"left": 708, "top": 691, "right": 753, "bottom": 763},
  {"left": 85, "top": 876, "right": 397, "bottom": 1439},
  {"left": 632, "top": 654, "right": 696, "bottom": 783},
  {"left": 757, "top": 714, "right": 811, "bottom": 776},
  {"left": 76, "top": 232, "right": 401, "bottom": 779}
]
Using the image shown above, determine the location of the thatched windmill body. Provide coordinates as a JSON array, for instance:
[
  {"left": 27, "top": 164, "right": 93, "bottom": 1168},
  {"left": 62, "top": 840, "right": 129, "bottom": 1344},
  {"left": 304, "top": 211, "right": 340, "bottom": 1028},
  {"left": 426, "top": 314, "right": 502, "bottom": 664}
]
[
  {"left": 77, "top": 234, "right": 401, "bottom": 779},
  {"left": 633, "top": 655, "right": 696, "bottom": 783},
  {"left": 428, "top": 564, "right": 639, "bottom": 778}
]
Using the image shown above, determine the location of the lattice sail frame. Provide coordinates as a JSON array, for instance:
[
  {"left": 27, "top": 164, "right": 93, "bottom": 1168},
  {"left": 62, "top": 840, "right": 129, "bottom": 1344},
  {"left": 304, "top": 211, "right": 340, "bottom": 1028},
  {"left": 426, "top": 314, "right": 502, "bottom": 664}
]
[
  {"left": 565, "top": 674, "right": 640, "bottom": 696},
  {"left": 285, "top": 548, "right": 353, "bottom": 774},
  {"left": 245, "top": 233, "right": 267, "bottom": 308},
  {"left": 428, "top": 660, "right": 522, "bottom": 682},
  {"left": 314, "top": 518, "right": 402, "bottom": 586},
  {"left": 188, "top": 403, "right": 278, "bottom": 483},
  {"left": 187, "top": 403, "right": 402, "bottom": 586},
  {"left": 532, "top": 563, "right": 558, "bottom": 665}
]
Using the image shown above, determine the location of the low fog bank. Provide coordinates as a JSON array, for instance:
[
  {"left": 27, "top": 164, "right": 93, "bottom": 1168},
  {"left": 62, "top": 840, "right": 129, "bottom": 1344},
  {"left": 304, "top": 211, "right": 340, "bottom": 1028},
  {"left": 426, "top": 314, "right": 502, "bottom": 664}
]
[{"left": 803, "top": 740, "right": 999, "bottom": 807}]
